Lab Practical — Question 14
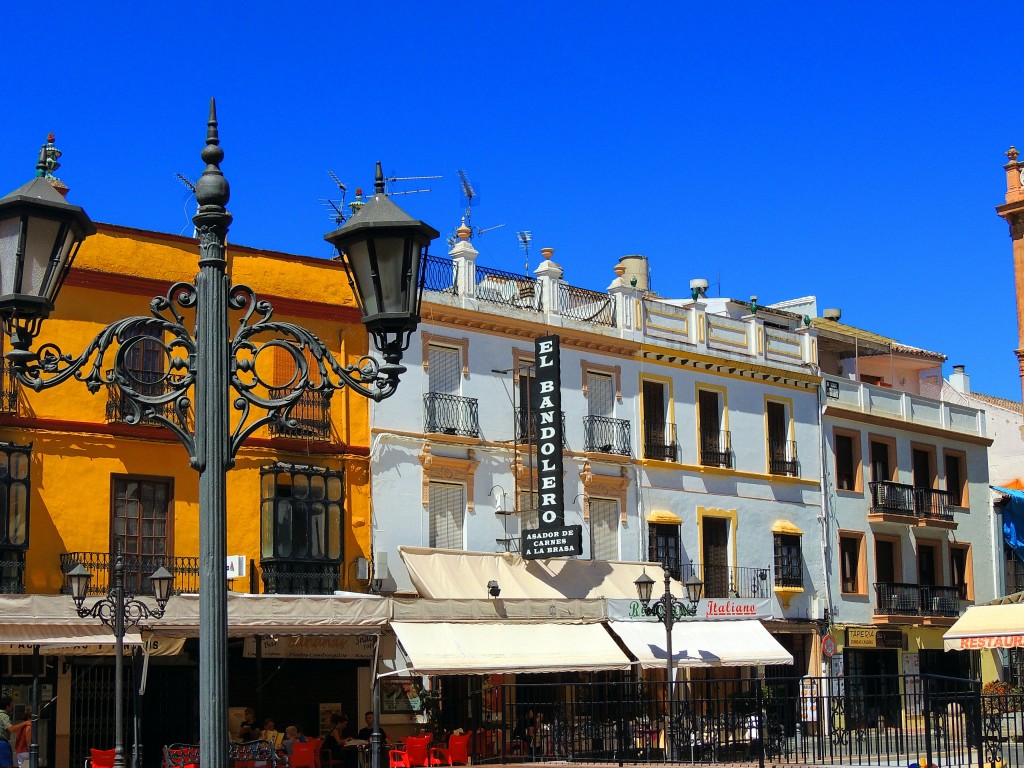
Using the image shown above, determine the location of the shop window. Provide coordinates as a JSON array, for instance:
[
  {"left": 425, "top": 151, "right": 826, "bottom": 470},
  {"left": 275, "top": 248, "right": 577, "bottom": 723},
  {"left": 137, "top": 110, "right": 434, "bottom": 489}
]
[
  {"left": 429, "top": 482, "right": 465, "bottom": 550},
  {"left": 834, "top": 428, "right": 861, "bottom": 492},
  {"left": 259, "top": 463, "right": 344, "bottom": 595},
  {"left": 590, "top": 498, "right": 619, "bottom": 560},
  {"left": 839, "top": 531, "right": 866, "bottom": 595},
  {"left": 773, "top": 533, "right": 802, "bottom": 588},
  {"left": 944, "top": 450, "right": 968, "bottom": 508}
]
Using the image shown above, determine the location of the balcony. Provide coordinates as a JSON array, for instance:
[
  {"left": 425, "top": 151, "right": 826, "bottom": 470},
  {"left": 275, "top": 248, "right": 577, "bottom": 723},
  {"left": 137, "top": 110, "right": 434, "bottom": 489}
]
[
  {"left": 682, "top": 562, "right": 772, "bottom": 599},
  {"left": 268, "top": 388, "right": 331, "bottom": 441},
  {"left": 105, "top": 370, "right": 194, "bottom": 430},
  {"left": 514, "top": 407, "right": 567, "bottom": 447},
  {"left": 874, "top": 582, "right": 962, "bottom": 623},
  {"left": 583, "top": 415, "right": 631, "bottom": 455},
  {"left": 260, "top": 560, "right": 341, "bottom": 595},
  {"left": 869, "top": 481, "right": 956, "bottom": 529},
  {"left": 559, "top": 284, "right": 616, "bottom": 327},
  {"left": 424, "top": 392, "right": 480, "bottom": 438},
  {"left": 475, "top": 265, "right": 542, "bottom": 312},
  {"left": 699, "top": 429, "right": 732, "bottom": 468},
  {"left": 60, "top": 551, "right": 199, "bottom": 596},
  {"left": 423, "top": 254, "right": 458, "bottom": 295},
  {"left": 768, "top": 439, "right": 798, "bottom": 476},
  {"left": 643, "top": 421, "right": 678, "bottom": 462},
  {"left": 0, "top": 362, "right": 18, "bottom": 414}
]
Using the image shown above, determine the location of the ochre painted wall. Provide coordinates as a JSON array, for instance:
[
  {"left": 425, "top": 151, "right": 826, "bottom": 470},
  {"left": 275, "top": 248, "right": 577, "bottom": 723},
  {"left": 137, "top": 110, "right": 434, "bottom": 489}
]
[{"left": 1, "top": 224, "right": 374, "bottom": 594}]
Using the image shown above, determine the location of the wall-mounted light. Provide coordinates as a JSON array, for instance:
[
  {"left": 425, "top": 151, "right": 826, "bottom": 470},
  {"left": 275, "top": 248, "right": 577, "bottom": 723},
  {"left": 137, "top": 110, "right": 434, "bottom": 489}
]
[{"left": 487, "top": 579, "right": 501, "bottom": 598}]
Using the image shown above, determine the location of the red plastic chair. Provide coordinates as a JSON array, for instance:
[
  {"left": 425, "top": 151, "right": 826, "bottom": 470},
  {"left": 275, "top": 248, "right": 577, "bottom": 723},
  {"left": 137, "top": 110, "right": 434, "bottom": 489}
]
[
  {"left": 291, "top": 741, "right": 318, "bottom": 768},
  {"left": 307, "top": 738, "right": 324, "bottom": 768},
  {"left": 88, "top": 748, "right": 117, "bottom": 768},
  {"left": 433, "top": 733, "right": 471, "bottom": 766},
  {"left": 402, "top": 736, "right": 443, "bottom": 768}
]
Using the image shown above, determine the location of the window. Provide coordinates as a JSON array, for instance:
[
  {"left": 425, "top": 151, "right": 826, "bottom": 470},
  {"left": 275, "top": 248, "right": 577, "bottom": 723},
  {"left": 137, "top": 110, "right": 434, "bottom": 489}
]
[
  {"left": 834, "top": 428, "right": 861, "bottom": 492},
  {"left": 698, "top": 388, "right": 731, "bottom": 468},
  {"left": 112, "top": 475, "right": 172, "bottom": 594},
  {"left": 875, "top": 536, "right": 900, "bottom": 584},
  {"left": 429, "top": 482, "right": 465, "bottom": 550},
  {"left": 642, "top": 380, "right": 677, "bottom": 461},
  {"left": 917, "top": 542, "right": 938, "bottom": 587},
  {"left": 839, "top": 531, "right": 865, "bottom": 594},
  {"left": 944, "top": 450, "right": 968, "bottom": 508},
  {"left": 0, "top": 443, "right": 30, "bottom": 550},
  {"left": 584, "top": 371, "right": 629, "bottom": 455},
  {"left": 587, "top": 372, "right": 615, "bottom": 417},
  {"left": 424, "top": 344, "right": 479, "bottom": 437},
  {"left": 518, "top": 490, "right": 539, "bottom": 531},
  {"left": 869, "top": 436, "right": 896, "bottom": 483},
  {"left": 912, "top": 445, "right": 937, "bottom": 490},
  {"left": 259, "top": 464, "right": 344, "bottom": 595},
  {"left": 589, "top": 498, "right": 619, "bottom": 560},
  {"left": 951, "top": 545, "right": 971, "bottom": 600},
  {"left": 649, "top": 522, "right": 681, "bottom": 578},
  {"left": 773, "top": 533, "right": 802, "bottom": 588},
  {"left": 766, "top": 399, "right": 796, "bottom": 476},
  {"left": 429, "top": 345, "right": 461, "bottom": 395}
]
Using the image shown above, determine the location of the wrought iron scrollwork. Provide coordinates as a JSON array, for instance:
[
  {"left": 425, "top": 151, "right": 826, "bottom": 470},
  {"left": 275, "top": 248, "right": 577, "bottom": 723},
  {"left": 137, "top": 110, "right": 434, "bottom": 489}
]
[{"left": 9, "top": 280, "right": 401, "bottom": 465}]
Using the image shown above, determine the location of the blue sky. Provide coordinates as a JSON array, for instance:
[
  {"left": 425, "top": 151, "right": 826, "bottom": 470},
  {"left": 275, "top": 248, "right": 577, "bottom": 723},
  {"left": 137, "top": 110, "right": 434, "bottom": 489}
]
[{"left": 4, "top": 4, "right": 1021, "bottom": 399}]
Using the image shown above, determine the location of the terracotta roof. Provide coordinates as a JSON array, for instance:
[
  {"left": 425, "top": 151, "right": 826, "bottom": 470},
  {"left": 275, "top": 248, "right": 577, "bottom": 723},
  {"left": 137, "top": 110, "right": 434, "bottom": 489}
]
[{"left": 970, "top": 390, "right": 1024, "bottom": 415}]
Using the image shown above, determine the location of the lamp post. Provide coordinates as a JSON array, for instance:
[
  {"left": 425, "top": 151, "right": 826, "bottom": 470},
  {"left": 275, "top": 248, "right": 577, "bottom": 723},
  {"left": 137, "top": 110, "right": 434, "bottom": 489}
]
[
  {"left": 634, "top": 563, "right": 703, "bottom": 760},
  {"left": 67, "top": 551, "right": 173, "bottom": 768},
  {"left": 0, "top": 100, "right": 437, "bottom": 768}
]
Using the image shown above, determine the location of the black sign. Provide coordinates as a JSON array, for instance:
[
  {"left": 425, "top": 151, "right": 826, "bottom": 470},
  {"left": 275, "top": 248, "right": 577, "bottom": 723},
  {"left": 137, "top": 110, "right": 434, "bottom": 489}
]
[{"left": 522, "top": 335, "right": 582, "bottom": 559}]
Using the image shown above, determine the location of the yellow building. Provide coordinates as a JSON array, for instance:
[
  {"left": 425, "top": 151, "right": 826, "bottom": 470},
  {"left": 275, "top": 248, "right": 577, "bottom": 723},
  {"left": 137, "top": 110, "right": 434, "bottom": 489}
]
[{"left": 0, "top": 222, "right": 377, "bottom": 764}]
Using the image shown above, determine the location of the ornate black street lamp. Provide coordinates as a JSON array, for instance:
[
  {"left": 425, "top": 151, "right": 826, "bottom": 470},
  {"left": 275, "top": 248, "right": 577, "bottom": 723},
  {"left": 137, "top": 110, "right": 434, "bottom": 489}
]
[
  {"left": 634, "top": 564, "right": 703, "bottom": 759},
  {"left": 0, "top": 100, "right": 437, "bottom": 768},
  {"left": 67, "top": 552, "right": 173, "bottom": 768}
]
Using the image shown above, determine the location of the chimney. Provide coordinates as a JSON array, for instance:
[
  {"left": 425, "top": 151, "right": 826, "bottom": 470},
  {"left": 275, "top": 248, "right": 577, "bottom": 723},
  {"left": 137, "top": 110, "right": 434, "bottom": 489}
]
[{"left": 949, "top": 364, "right": 971, "bottom": 395}]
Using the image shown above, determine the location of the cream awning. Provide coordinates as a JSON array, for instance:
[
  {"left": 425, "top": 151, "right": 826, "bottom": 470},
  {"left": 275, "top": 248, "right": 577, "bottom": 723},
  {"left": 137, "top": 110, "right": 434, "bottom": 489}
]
[
  {"left": 399, "top": 546, "right": 684, "bottom": 600},
  {"left": 943, "top": 604, "right": 1024, "bottom": 651},
  {"left": 607, "top": 620, "right": 794, "bottom": 668},
  {"left": 149, "top": 593, "right": 391, "bottom": 637},
  {"left": 391, "top": 621, "right": 632, "bottom": 674}
]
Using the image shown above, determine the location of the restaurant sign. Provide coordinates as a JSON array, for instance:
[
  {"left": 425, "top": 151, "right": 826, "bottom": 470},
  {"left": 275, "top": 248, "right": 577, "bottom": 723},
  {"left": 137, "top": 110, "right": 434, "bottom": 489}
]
[
  {"left": 243, "top": 635, "right": 375, "bottom": 659},
  {"left": 846, "top": 628, "right": 904, "bottom": 650},
  {"left": 607, "top": 597, "right": 772, "bottom": 621},
  {"left": 522, "top": 335, "right": 583, "bottom": 559}
]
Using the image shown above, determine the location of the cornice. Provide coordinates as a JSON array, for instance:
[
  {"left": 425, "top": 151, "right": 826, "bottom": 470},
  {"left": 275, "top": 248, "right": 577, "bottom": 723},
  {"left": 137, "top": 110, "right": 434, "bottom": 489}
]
[
  {"left": 64, "top": 268, "right": 363, "bottom": 325},
  {"left": 420, "top": 304, "right": 639, "bottom": 358},
  {"left": 639, "top": 345, "right": 819, "bottom": 390},
  {"left": 824, "top": 404, "right": 993, "bottom": 446}
]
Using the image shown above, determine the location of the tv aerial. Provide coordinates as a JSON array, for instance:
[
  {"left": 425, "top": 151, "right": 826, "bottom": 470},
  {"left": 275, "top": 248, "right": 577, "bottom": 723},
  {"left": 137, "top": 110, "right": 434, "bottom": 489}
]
[
  {"left": 385, "top": 170, "right": 442, "bottom": 197},
  {"left": 321, "top": 170, "right": 348, "bottom": 226},
  {"left": 517, "top": 231, "right": 533, "bottom": 273},
  {"left": 174, "top": 173, "right": 198, "bottom": 237},
  {"left": 453, "top": 169, "right": 505, "bottom": 241}
]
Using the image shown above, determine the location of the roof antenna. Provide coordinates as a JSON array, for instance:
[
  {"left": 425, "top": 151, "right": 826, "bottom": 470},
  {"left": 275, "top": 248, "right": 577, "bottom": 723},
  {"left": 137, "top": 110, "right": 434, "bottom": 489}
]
[
  {"left": 384, "top": 168, "right": 442, "bottom": 197},
  {"left": 517, "top": 231, "right": 533, "bottom": 273},
  {"left": 174, "top": 173, "right": 198, "bottom": 237},
  {"left": 453, "top": 169, "right": 505, "bottom": 241},
  {"left": 322, "top": 170, "right": 348, "bottom": 226}
]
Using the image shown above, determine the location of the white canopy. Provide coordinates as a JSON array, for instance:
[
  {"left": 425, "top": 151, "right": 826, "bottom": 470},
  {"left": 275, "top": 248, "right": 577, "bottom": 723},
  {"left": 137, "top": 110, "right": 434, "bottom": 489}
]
[
  {"left": 399, "top": 547, "right": 683, "bottom": 600},
  {"left": 608, "top": 620, "right": 794, "bottom": 668},
  {"left": 149, "top": 593, "right": 390, "bottom": 637},
  {"left": 391, "top": 621, "right": 632, "bottom": 674},
  {"left": 943, "top": 603, "right": 1024, "bottom": 651}
]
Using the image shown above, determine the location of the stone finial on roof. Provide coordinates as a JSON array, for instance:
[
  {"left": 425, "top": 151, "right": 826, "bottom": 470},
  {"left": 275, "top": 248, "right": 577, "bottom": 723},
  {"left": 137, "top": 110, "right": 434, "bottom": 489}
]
[
  {"left": 1009, "top": 146, "right": 1020, "bottom": 164},
  {"left": 457, "top": 217, "right": 471, "bottom": 241},
  {"left": 541, "top": 247, "right": 554, "bottom": 261}
]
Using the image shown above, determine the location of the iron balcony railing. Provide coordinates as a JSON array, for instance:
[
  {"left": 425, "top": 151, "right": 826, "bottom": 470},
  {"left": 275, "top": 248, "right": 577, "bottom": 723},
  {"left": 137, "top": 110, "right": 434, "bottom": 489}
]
[
  {"left": 260, "top": 560, "right": 342, "bottom": 595},
  {"left": 0, "top": 551, "right": 25, "bottom": 594},
  {"left": 767, "top": 439, "right": 798, "bottom": 476},
  {"left": 475, "top": 265, "right": 542, "bottom": 311},
  {"left": 869, "top": 481, "right": 954, "bottom": 522},
  {"left": 105, "top": 370, "right": 194, "bottom": 429},
  {"left": 0, "top": 361, "right": 18, "bottom": 414},
  {"left": 422, "top": 254, "right": 458, "bottom": 295},
  {"left": 424, "top": 392, "right": 480, "bottom": 437},
  {"left": 874, "top": 581, "right": 961, "bottom": 617},
  {"left": 267, "top": 387, "right": 331, "bottom": 441},
  {"left": 558, "top": 283, "right": 616, "bottom": 326},
  {"left": 681, "top": 562, "right": 772, "bottom": 599},
  {"left": 514, "top": 407, "right": 567, "bottom": 447},
  {"left": 699, "top": 429, "right": 732, "bottom": 468},
  {"left": 60, "top": 551, "right": 198, "bottom": 596},
  {"left": 644, "top": 421, "right": 678, "bottom": 462},
  {"left": 583, "top": 415, "right": 631, "bottom": 455}
]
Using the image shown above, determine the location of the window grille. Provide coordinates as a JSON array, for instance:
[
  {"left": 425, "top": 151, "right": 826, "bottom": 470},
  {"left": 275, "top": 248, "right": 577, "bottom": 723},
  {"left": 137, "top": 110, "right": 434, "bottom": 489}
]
[
  {"left": 648, "top": 523, "right": 680, "bottom": 578},
  {"left": 773, "top": 533, "right": 802, "bottom": 588},
  {"left": 429, "top": 482, "right": 465, "bottom": 550},
  {"left": 0, "top": 443, "right": 30, "bottom": 549}
]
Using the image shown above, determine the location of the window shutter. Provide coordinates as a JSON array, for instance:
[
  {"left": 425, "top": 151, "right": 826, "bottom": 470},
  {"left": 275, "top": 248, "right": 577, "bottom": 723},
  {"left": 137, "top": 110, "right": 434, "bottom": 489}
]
[
  {"left": 590, "top": 498, "right": 619, "bottom": 560},
  {"left": 588, "top": 373, "right": 614, "bottom": 417},
  {"left": 429, "top": 482, "right": 465, "bottom": 550},
  {"left": 429, "top": 346, "right": 461, "bottom": 395}
]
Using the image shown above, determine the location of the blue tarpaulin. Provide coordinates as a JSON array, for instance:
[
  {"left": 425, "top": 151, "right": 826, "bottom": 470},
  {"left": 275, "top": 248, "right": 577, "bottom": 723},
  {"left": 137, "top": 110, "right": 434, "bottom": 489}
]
[{"left": 996, "top": 486, "right": 1024, "bottom": 564}]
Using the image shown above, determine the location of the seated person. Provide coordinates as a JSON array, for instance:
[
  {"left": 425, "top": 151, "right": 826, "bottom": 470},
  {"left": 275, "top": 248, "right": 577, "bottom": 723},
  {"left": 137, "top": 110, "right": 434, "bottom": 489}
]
[
  {"left": 324, "top": 715, "right": 359, "bottom": 768},
  {"left": 262, "top": 718, "right": 284, "bottom": 750},
  {"left": 283, "top": 726, "right": 308, "bottom": 756},
  {"left": 239, "top": 708, "right": 260, "bottom": 742},
  {"left": 356, "top": 711, "right": 386, "bottom": 743}
]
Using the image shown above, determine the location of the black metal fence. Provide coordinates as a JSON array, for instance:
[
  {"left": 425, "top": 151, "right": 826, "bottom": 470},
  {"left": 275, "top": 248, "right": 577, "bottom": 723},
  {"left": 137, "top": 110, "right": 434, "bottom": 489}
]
[
  {"left": 476, "top": 265, "right": 542, "bottom": 311},
  {"left": 870, "top": 481, "right": 954, "bottom": 522},
  {"left": 465, "top": 674, "right": 1005, "bottom": 767},
  {"left": 424, "top": 392, "right": 480, "bottom": 437},
  {"left": 423, "top": 255, "right": 458, "bottom": 294},
  {"left": 60, "top": 551, "right": 200, "bottom": 595},
  {"left": 268, "top": 387, "right": 331, "bottom": 440},
  {"left": 644, "top": 422, "right": 678, "bottom": 462},
  {"left": 699, "top": 428, "right": 732, "bottom": 468},
  {"left": 559, "top": 284, "right": 616, "bottom": 326},
  {"left": 583, "top": 415, "right": 631, "bottom": 455}
]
